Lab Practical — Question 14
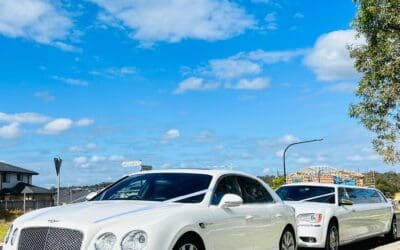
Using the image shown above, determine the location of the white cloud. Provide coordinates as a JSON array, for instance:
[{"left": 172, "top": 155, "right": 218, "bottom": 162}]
[
  {"left": 0, "top": 112, "right": 50, "bottom": 124},
  {"left": 39, "top": 118, "right": 73, "bottom": 134},
  {"left": 262, "top": 167, "right": 270, "bottom": 175},
  {"left": 264, "top": 12, "right": 277, "bottom": 30},
  {"left": 294, "top": 12, "right": 304, "bottom": 19},
  {"left": 75, "top": 118, "right": 94, "bottom": 127},
  {"left": 275, "top": 150, "right": 284, "bottom": 158},
  {"left": 174, "top": 77, "right": 219, "bottom": 94},
  {"left": 39, "top": 117, "right": 94, "bottom": 134},
  {"left": 230, "top": 77, "right": 270, "bottom": 90},
  {"left": 0, "top": 122, "right": 21, "bottom": 139},
  {"left": 52, "top": 76, "right": 89, "bottom": 86},
  {"left": 91, "top": 0, "right": 254, "bottom": 46},
  {"left": 304, "top": 29, "right": 365, "bottom": 81},
  {"left": 278, "top": 134, "right": 300, "bottom": 144},
  {"left": 73, "top": 156, "right": 89, "bottom": 167},
  {"left": 195, "top": 130, "right": 213, "bottom": 143},
  {"left": 322, "top": 82, "right": 356, "bottom": 93},
  {"left": 89, "top": 66, "right": 136, "bottom": 78},
  {"left": 346, "top": 154, "right": 363, "bottom": 162},
  {"left": 0, "top": 0, "right": 73, "bottom": 49},
  {"left": 175, "top": 49, "right": 304, "bottom": 94},
  {"left": 109, "top": 155, "right": 125, "bottom": 161},
  {"left": 295, "top": 157, "right": 312, "bottom": 164},
  {"left": 34, "top": 91, "right": 54, "bottom": 102},
  {"left": 90, "top": 155, "right": 107, "bottom": 163},
  {"left": 162, "top": 129, "right": 180, "bottom": 140},
  {"left": 209, "top": 58, "right": 261, "bottom": 79},
  {"left": 69, "top": 143, "right": 97, "bottom": 152}
]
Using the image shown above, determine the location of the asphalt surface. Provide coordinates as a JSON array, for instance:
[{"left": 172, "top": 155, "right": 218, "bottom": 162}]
[{"left": 298, "top": 236, "right": 396, "bottom": 250}]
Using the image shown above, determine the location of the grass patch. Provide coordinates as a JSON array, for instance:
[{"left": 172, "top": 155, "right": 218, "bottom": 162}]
[{"left": 0, "top": 223, "right": 10, "bottom": 242}]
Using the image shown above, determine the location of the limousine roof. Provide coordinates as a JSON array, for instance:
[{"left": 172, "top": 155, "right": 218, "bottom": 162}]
[
  {"left": 127, "top": 168, "right": 255, "bottom": 178},
  {"left": 280, "top": 182, "right": 377, "bottom": 189}
]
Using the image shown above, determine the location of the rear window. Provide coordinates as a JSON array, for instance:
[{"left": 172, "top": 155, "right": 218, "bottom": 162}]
[{"left": 276, "top": 185, "right": 335, "bottom": 204}]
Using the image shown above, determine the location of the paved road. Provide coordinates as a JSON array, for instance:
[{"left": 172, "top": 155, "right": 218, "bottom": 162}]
[{"left": 299, "top": 236, "right": 397, "bottom": 250}]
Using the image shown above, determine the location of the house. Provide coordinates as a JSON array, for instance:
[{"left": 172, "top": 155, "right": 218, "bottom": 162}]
[{"left": 0, "top": 161, "right": 54, "bottom": 210}]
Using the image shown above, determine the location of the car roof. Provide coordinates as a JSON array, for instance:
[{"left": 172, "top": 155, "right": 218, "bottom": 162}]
[
  {"left": 127, "top": 168, "right": 255, "bottom": 178},
  {"left": 280, "top": 182, "right": 377, "bottom": 190}
]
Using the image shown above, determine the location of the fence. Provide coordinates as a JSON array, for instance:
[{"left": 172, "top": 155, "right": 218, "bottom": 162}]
[{"left": 0, "top": 200, "right": 54, "bottom": 212}]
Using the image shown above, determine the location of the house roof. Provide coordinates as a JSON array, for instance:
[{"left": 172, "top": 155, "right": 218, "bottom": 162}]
[
  {"left": 0, "top": 162, "right": 38, "bottom": 175},
  {"left": 0, "top": 182, "right": 55, "bottom": 195}
]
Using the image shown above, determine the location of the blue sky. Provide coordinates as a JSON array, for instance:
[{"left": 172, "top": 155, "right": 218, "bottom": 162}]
[{"left": 0, "top": 0, "right": 391, "bottom": 187}]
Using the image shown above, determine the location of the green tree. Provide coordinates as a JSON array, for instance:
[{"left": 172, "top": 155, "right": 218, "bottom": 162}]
[
  {"left": 349, "top": 0, "right": 400, "bottom": 163},
  {"left": 272, "top": 176, "right": 285, "bottom": 190}
]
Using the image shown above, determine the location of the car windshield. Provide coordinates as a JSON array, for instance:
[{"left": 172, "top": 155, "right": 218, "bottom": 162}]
[
  {"left": 94, "top": 173, "right": 212, "bottom": 203},
  {"left": 276, "top": 185, "right": 335, "bottom": 204}
]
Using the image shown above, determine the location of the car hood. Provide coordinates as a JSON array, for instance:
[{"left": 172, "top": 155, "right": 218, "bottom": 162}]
[
  {"left": 284, "top": 201, "right": 334, "bottom": 214},
  {"left": 15, "top": 200, "right": 181, "bottom": 227}
]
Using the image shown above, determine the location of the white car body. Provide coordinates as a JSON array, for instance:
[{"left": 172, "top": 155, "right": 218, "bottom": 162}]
[
  {"left": 4, "top": 169, "right": 297, "bottom": 250},
  {"left": 276, "top": 183, "right": 395, "bottom": 248}
]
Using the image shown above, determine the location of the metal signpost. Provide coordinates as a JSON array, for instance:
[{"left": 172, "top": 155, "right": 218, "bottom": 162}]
[
  {"left": 283, "top": 139, "right": 323, "bottom": 184},
  {"left": 54, "top": 157, "right": 62, "bottom": 206}
]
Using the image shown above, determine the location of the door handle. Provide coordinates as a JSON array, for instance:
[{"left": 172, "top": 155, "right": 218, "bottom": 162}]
[{"left": 245, "top": 215, "right": 255, "bottom": 220}]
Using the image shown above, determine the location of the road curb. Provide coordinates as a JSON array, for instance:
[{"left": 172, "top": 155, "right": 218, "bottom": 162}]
[{"left": 374, "top": 241, "right": 400, "bottom": 250}]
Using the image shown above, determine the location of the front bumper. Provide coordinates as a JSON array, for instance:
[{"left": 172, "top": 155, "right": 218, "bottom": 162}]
[{"left": 297, "top": 224, "right": 325, "bottom": 248}]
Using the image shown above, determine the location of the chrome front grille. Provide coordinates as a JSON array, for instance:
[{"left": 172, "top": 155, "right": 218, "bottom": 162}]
[{"left": 18, "top": 227, "right": 83, "bottom": 250}]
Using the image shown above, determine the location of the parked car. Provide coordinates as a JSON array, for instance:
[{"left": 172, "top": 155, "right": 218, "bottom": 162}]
[
  {"left": 276, "top": 183, "right": 396, "bottom": 250},
  {"left": 4, "top": 169, "right": 297, "bottom": 250}
]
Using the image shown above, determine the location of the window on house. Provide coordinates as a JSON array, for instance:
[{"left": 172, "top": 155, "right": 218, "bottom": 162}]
[
  {"left": 17, "top": 174, "right": 22, "bottom": 181},
  {"left": 2, "top": 173, "right": 10, "bottom": 183}
]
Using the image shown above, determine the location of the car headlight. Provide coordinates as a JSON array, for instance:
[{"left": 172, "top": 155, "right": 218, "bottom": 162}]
[
  {"left": 10, "top": 228, "right": 18, "bottom": 246},
  {"left": 95, "top": 232, "right": 117, "bottom": 250},
  {"left": 121, "top": 230, "right": 147, "bottom": 250},
  {"left": 297, "top": 213, "right": 323, "bottom": 223},
  {"left": 4, "top": 224, "right": 13, "bottom": 244}
]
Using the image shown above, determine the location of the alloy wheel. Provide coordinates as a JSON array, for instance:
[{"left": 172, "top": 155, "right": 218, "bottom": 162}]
[
  {"left": 178, "top": 243, "right": 199, "bottom": 250},
  {"left": 281, "top": 230, "right": 295, "bottom": 250},
  {"left": 329, "top": 226, "right": 339, "bottom": 250}
]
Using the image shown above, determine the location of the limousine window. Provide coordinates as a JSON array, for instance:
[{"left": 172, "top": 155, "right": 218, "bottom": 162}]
[
  {"left": 276, "top": 186, "right": 335, "bottom": 204},
  {"left": 339, "top": 188, "right": 384, "bottom": 204},
  {"left": 95, "top": 173, "right": 212, "bottom": 203}
]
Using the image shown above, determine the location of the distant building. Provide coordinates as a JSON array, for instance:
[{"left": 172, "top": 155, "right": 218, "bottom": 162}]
[
  {"left": 0, "top": 161, "right": 54, "bottom": 210},
  {"left": 286, "top": 166, "right": 365, "bottom": 186}
]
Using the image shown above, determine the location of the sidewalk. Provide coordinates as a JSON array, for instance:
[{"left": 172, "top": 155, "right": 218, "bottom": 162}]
[{"left": 374, "top": 241, "right": 400, "bottom": 250}]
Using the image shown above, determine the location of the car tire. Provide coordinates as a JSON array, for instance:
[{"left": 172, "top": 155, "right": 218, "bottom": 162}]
[
  {"left": 173, "top": 235, "right": 205, "bottom": 250},
  {"left": 279, "top": 227, "right": 296, "bottom": 250},
  {"left": 325, "top": 222, "right": 339, "bottom": 250},
  {"left": 385, "top": 216, "right": 397, "bottom": 242}
]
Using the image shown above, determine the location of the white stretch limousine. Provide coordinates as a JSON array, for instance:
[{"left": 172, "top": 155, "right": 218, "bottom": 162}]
[
  {"left": 4, "top": 169, "right": 297, "bottom": 250},
  {"left": 276, "top": 183, "right": 396, "bottom": 250}
]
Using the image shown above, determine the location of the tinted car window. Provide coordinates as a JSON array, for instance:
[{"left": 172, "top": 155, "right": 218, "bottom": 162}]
[
  {"left": 340, "top": 188, "right": 383, "bottom": 204},
  {"left": 95, "top": 173, "right": 212, "bottom": 203},
  {"left": 211, "top": 176, "right": 242, "bottom": 205},
  {"left": 276, "top": 185, "right": 335, "bottom": 204},
  {"left": 238, "top": 177, "right": 273, "bottom": 204}
]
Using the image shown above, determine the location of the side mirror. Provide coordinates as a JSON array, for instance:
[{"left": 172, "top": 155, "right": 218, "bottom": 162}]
[
  {"left": 219, "top": 194, "right": 243, "bottom": 208},
  {"left": 340, "top": 199, "right": 354, "bottom": 206},
  {"left": 86, "top": 192, "right": 98, "bottom": 201}
]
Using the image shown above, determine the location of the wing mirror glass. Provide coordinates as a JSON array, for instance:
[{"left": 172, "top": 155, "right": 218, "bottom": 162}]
[
  {"left": 340, "top": 199, "right": 354, "bottom": 206},
  {"left": 85, "top": 192, "right": 98, "bottom": 201},
  {"left": 219, "top": 194, "right": 243, "bottom": 208}
]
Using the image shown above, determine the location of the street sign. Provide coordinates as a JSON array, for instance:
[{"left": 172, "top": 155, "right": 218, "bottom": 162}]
[{"left": 54, "top": 157, "right": 62, "bottom": 176}]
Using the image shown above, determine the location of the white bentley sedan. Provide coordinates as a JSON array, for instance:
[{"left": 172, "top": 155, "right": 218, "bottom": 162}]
[
  {"left": 276, "top": 183, "right": 396, "bottom": 250},
  {"left": 4, "top": 169, "right": 297, "bottom": 250}
]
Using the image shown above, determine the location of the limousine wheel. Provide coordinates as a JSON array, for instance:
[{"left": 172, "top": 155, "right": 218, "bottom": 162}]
[
  {"left": 279, "top": 228, "right": 296, "bottom": 250},
  {"left": 385, "top": 216, "right": 397, "bottom": 242},
  {"left": 325, "top": 223, "right": 339, "bottom": 250},
  {"left": 173, "top": 234, "right": 204, "bottom": 250}
]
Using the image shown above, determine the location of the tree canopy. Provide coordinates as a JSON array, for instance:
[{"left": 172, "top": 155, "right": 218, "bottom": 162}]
[{"left": 349, "top": 0, "right": 400, "bottom": 164}]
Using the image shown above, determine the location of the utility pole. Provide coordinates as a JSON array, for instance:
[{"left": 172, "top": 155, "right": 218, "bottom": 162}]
[
  {"left": 54, "top": 157, "right": 62, "bottom": 206},
  {"left": 283, "top": 139, "right": 324, "bottom": 184}
]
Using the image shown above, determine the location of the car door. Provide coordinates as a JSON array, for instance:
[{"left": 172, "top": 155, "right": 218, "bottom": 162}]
[
  {"left": 237, "top": 176, "right": 285, "bottom": 250},
  {"left": 208, "top": 175, "right": 252, "bottom": 250},
  {"left": 337, "top": 187, "right": 367, "bottom": 242}
]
